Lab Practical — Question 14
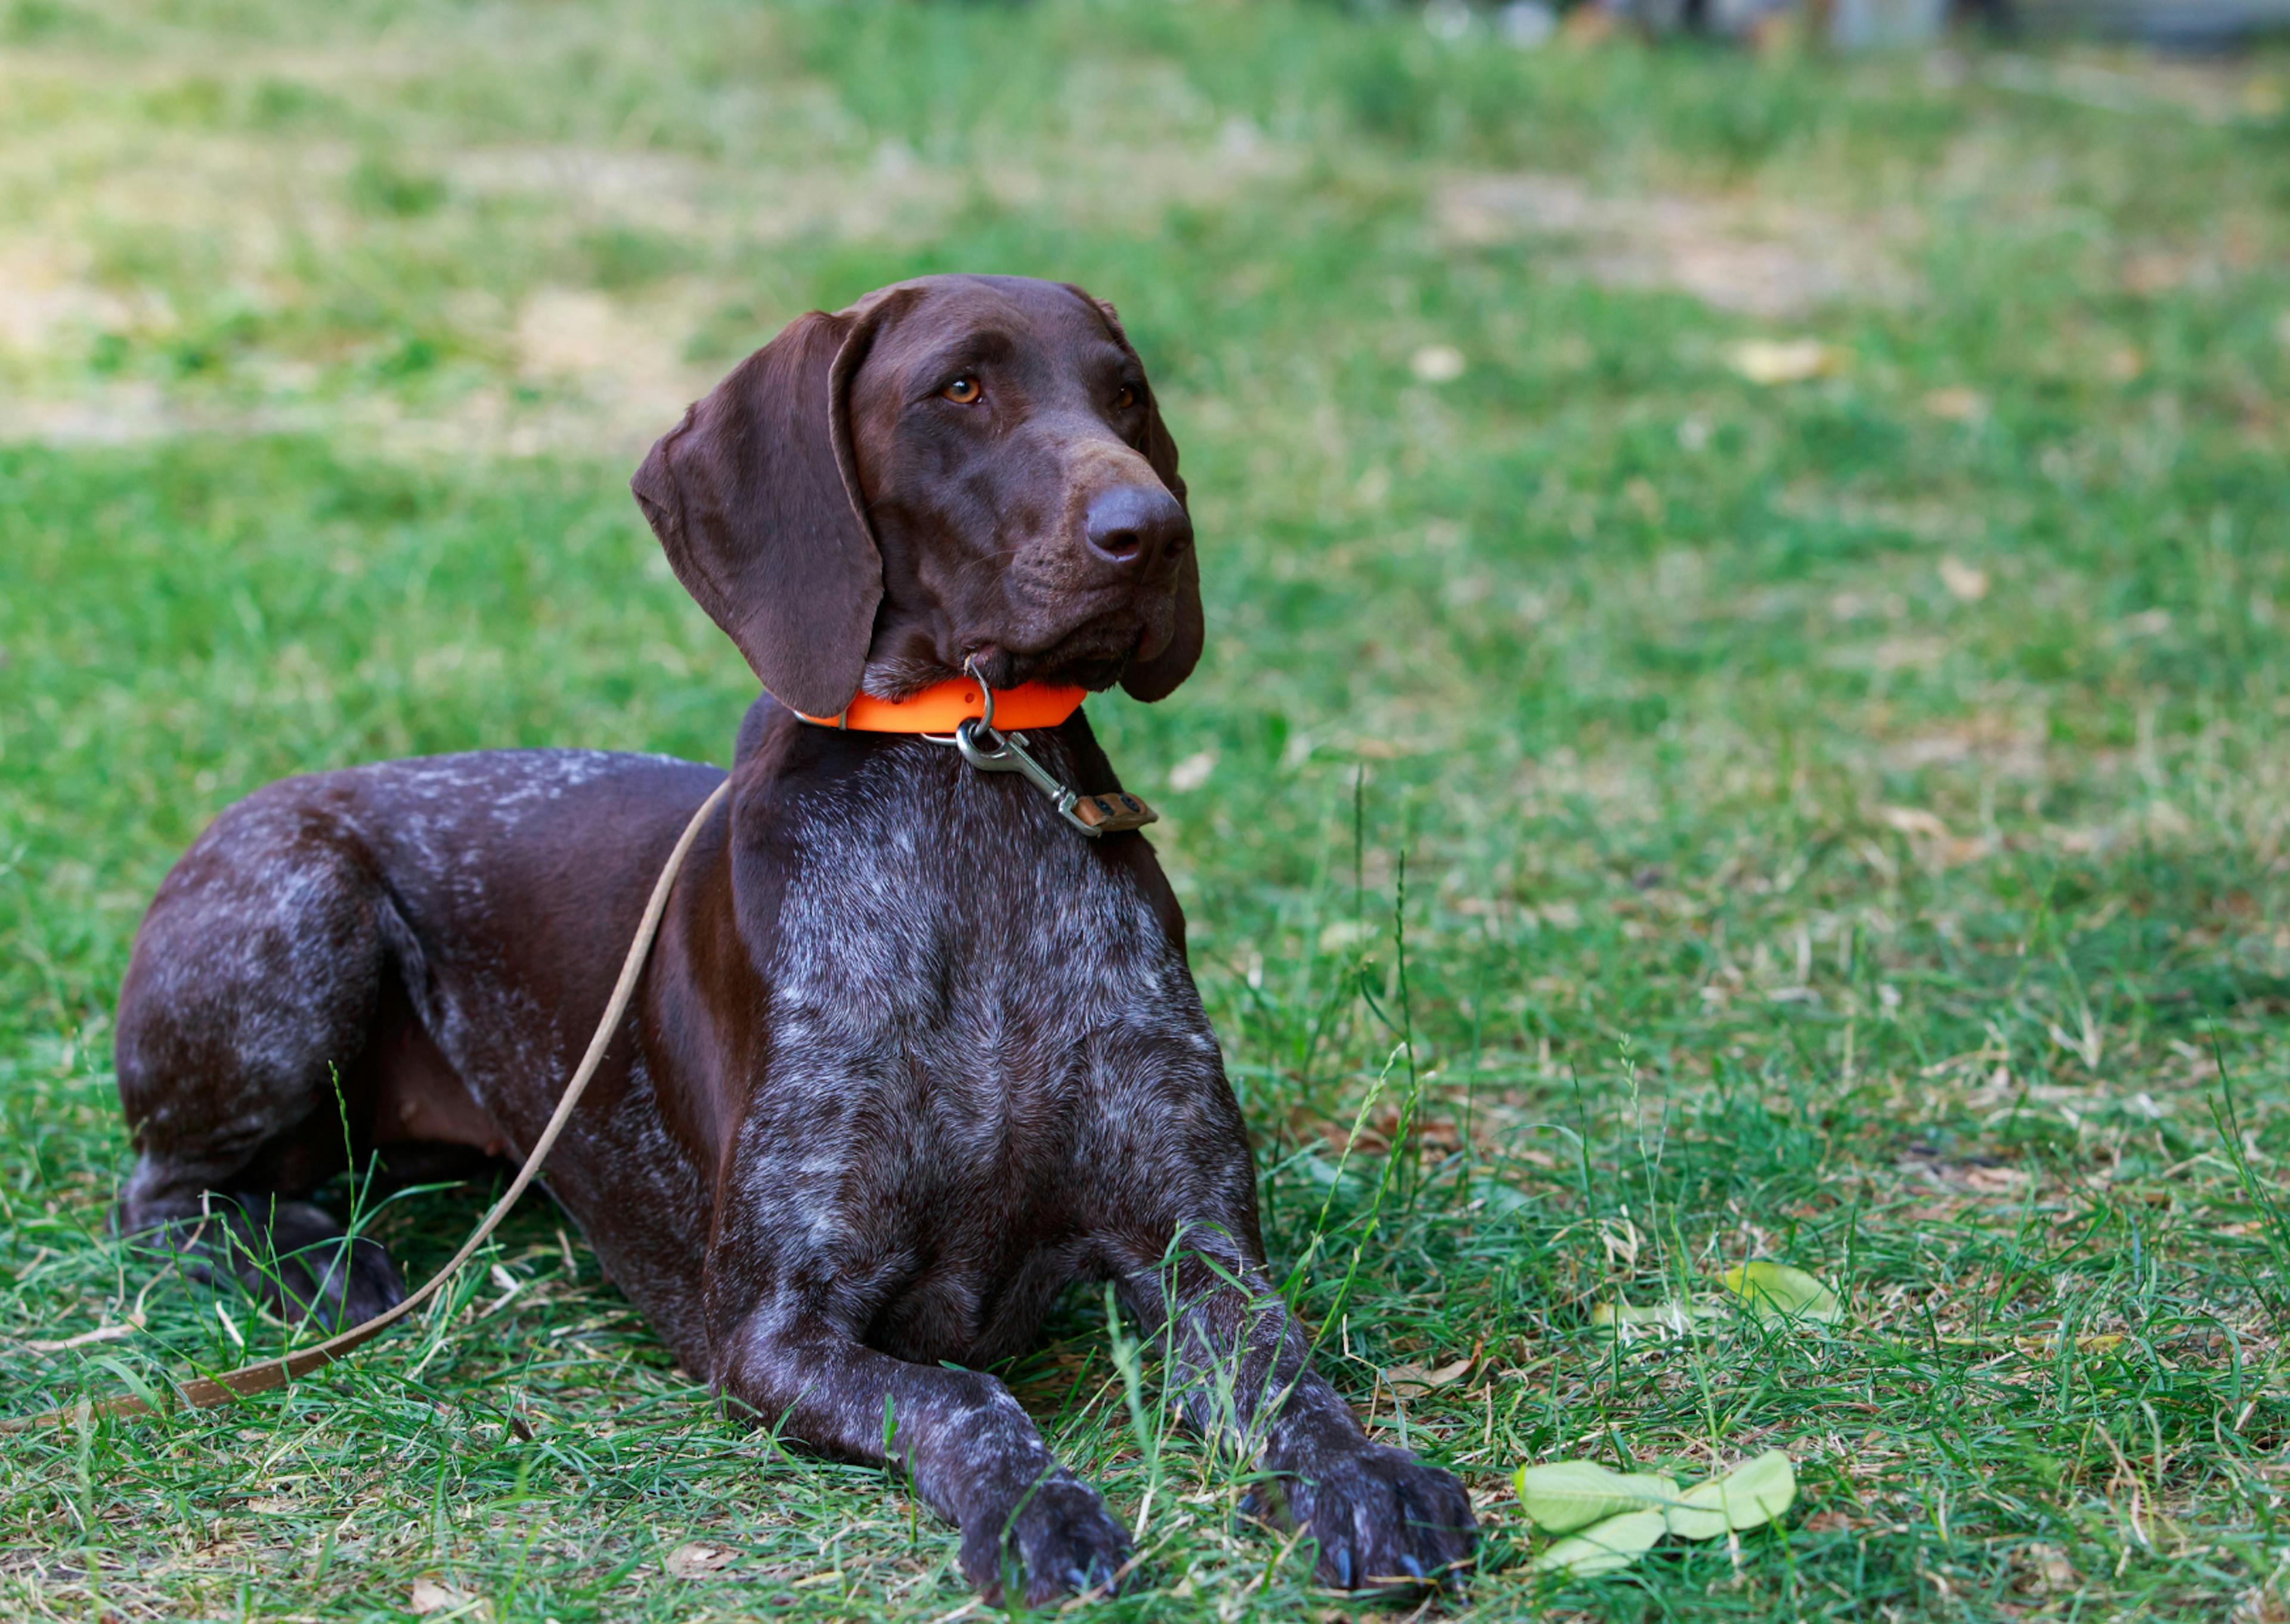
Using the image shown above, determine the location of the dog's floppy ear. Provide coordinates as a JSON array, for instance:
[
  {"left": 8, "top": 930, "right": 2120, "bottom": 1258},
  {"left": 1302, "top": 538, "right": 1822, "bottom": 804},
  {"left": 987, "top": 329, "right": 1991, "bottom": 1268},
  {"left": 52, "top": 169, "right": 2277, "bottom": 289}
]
[
  {"left": 632, "top": 295, "right": 912, "bottom": 718},
  {"left": 1076, "top": 292, "right": 1203, "bottom": 703}
]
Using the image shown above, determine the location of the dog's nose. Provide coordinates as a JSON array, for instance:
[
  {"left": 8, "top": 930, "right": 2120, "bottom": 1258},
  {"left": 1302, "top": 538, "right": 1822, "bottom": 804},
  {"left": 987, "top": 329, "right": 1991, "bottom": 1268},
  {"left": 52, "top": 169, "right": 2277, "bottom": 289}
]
[{"left": 1083, "top": 484, "right": 1189, "bottom": 572}]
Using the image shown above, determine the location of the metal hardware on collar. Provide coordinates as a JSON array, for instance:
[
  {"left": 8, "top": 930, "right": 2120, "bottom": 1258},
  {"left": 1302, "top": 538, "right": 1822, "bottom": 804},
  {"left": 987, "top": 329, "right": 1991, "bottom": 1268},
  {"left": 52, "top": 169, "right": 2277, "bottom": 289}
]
[
  {"left": 947, "top": 719, "right": 1157, "bottom": 838},
  {"left": 928, "top": 654, "right": 1158, "bottom": 839}
]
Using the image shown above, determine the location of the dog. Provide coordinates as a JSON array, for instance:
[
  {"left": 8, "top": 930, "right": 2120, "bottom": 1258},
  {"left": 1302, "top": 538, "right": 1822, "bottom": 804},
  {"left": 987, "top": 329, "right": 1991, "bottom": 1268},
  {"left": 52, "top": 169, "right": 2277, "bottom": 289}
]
[{"left": 112, "top": 274, "right": 1478, "bottom": 1603}]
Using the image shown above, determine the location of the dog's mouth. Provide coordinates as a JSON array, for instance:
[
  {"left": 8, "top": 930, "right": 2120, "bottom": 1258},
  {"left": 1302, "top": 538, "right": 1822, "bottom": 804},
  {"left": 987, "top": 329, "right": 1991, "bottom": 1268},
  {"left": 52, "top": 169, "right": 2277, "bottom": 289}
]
[
  {"left": 969, "top": 634, "right": 1132, "bottom": 694},
  {"left": 973, "top": 593, "right": 1177, "bottom": 692}
]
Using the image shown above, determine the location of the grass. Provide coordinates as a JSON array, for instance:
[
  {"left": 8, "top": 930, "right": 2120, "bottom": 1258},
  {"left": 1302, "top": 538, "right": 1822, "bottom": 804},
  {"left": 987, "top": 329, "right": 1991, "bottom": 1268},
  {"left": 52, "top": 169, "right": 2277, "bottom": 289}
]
[{"left": 5, "top": 0, "right": 2290, "bottom": 1617}]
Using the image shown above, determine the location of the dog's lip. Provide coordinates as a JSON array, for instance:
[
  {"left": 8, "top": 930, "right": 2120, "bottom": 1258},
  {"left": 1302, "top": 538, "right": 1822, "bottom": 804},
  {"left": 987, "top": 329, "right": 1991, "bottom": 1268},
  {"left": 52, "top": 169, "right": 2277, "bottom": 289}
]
[
  {"left": 963, "top": 622, "right": 1151, "bottom": 692},
  {"left": 968, "top": 593, "right": 1165, "bottom": 671}
]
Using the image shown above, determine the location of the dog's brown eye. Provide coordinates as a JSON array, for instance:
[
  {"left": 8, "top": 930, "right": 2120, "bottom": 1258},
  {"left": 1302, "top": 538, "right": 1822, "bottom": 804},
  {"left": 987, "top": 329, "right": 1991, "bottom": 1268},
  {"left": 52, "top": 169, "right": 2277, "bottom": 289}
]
[
  {"left": 1114, "top": 385, "right": 1139, "bottom": 410},
  {"left": 942, "top": 377, "right": 982, "bottom": 405}
]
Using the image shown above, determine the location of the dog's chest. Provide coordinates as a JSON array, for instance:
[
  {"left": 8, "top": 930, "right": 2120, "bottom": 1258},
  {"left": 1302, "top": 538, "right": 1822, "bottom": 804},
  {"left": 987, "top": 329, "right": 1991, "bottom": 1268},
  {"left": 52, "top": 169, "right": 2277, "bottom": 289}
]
[
  {"left": 766, "top": 741, "right": 1203, "bottom": 1094},
  {"left": 734, "top": 740, "right": 1222, "bottom": 1288}
]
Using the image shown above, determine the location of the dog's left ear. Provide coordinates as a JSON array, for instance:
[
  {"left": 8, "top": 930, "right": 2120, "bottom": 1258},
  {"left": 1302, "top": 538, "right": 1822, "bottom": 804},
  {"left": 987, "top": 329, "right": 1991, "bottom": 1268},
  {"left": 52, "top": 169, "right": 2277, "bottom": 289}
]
[
  {"left": 1075, "top": 290, "right": 1203, "bottom": 703},
  {"left": 632, "top": 290, "right": 918, "bottom": 718}
]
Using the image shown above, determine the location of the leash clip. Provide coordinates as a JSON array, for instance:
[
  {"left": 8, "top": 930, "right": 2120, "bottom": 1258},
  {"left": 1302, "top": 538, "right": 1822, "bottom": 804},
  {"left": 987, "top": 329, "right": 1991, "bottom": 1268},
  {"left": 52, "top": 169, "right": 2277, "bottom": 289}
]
[
  {"left": 930, "top": 659, "right": 1154, "bottom": 838},
  {"left": 949, "top": 721, "right": 1156, "bottom": 838},
  {"left": 928, "top": 660, "right": 1157, "bottom": 838}
]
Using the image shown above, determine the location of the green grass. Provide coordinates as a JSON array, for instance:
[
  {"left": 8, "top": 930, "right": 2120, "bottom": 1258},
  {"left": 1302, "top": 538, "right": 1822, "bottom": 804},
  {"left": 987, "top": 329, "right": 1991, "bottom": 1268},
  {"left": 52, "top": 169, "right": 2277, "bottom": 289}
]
[{"left": 6, "top": 1, "right": 2290, "bottom": 1618}]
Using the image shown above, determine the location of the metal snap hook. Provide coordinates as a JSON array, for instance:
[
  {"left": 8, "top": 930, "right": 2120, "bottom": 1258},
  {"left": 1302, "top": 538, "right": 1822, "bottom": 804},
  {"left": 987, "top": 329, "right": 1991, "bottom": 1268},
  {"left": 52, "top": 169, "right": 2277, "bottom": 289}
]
[
  {"left": 932, "top": 654, "right": 1158, "bottom": 838},
  {"left": 953, "top": 717, "right": 1020, "bottom": 773}
]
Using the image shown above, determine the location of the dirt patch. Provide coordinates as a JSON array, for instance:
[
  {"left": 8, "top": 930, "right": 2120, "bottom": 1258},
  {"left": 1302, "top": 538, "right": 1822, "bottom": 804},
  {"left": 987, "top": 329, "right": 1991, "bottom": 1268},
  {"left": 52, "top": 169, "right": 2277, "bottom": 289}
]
[
  {"left": 1436, "top": 172, "right": 1917, "bottom": 319},
  {"left": 0, "top": 244, "right": 134, "bottom": 356},
  {"left": 507, "top": 284, "right": 713, "bottom": 456}
]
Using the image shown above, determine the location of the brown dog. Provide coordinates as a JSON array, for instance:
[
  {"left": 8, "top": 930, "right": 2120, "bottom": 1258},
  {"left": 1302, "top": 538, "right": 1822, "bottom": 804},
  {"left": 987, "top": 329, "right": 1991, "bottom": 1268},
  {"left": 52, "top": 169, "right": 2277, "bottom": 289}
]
[{"left": 113, "top": 275, "right": 1478, "bottom": 1604}]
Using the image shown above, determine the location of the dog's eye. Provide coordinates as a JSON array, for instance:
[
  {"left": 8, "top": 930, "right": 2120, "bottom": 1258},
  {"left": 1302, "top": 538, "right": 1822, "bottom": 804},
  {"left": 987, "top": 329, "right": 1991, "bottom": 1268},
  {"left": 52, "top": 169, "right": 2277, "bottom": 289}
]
[
  {"left": 1113, "top": 385, "right": 1139, "bottom": 410},
  {"left": 941, "top": 376, "right": 982, "bottom": 405}
]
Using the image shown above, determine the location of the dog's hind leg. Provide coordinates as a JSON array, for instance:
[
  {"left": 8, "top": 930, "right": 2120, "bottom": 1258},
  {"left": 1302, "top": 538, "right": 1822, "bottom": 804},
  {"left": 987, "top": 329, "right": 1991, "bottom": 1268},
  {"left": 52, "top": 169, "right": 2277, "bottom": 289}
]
[
  {"left": 113, "top": 785, "right": 412, "bottom": 1328},
  {"left": 116, "top": 1177, "right": 406, "bottom": 1329}
]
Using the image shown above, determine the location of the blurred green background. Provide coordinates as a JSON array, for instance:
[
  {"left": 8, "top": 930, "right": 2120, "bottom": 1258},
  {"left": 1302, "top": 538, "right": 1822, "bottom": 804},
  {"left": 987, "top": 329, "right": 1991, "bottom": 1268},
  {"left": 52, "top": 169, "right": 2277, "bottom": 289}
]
[{"left": 4, "top": 2, "right": 2290, "bottom": 1619}]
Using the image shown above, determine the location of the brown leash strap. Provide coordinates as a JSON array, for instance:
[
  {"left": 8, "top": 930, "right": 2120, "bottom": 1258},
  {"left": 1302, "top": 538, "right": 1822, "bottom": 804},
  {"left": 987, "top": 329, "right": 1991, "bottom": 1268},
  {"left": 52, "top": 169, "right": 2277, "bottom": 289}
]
[{"left": 4, "top": 777, "right": 732, "bottom": 1434}]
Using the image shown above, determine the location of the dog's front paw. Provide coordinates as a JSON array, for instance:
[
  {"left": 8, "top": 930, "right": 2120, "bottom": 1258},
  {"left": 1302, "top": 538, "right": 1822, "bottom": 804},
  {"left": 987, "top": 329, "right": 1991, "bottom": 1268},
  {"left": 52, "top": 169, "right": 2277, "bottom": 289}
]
[
  {"left": 1276, "top": 1441, "right": 1477, "bottom": 1592},
  {"left": 961, "top": 1469, "right": 1133, "bottom": 1607}
]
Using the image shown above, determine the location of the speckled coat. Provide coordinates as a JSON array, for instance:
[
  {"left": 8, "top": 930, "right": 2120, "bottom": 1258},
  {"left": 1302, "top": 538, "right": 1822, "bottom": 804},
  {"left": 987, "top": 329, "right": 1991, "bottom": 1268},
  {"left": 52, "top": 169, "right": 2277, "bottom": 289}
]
[{"left": 112, "top": 275, "right": 1477, "bottom": 1604}]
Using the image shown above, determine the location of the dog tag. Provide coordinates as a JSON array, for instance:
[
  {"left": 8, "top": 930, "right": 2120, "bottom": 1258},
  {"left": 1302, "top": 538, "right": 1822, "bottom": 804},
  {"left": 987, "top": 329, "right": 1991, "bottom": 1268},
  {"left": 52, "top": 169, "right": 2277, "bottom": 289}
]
[{"left": 1068, "top": 791, "right": 1158, "bottom": 834}]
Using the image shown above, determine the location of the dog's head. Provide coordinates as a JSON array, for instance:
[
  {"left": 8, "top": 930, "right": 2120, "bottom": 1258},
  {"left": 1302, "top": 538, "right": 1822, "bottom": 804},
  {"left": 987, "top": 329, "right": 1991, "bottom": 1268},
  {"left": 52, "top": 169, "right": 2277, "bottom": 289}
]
[{"left": 632, "top": 274, "right": 1199, "bottom": 719}]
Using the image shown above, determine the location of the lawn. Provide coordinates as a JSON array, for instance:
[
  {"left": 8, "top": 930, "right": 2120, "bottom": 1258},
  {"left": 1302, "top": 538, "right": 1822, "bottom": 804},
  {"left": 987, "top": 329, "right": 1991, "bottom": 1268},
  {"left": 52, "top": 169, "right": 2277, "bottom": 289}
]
[{"left": 5, "top": 1, "right": 2290, "bottom": 1618}]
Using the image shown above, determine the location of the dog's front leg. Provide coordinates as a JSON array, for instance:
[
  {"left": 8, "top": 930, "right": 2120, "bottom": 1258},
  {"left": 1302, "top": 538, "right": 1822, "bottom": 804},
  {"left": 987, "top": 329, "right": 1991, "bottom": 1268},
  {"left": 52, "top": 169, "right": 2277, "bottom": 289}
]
[
  {"left": 716, "top": 1308, "right": 1132, "bottom": 1604},
  {"left": 1116, "top": 1247, "right": 1477, "bottom": 1592}
]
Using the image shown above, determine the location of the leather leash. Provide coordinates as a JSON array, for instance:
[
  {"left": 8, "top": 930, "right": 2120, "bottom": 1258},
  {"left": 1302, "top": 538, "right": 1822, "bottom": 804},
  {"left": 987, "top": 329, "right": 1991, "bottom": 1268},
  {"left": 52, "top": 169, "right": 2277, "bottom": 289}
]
[{"left": 2, "top": 777, "right": 732, "bottom": 1434}]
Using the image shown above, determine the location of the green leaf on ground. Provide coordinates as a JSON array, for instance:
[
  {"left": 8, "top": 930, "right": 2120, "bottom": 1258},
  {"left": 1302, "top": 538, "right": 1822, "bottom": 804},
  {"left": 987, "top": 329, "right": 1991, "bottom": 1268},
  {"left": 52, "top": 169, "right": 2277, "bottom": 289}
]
[
  {"left": 1531, "top": 1508, "right": 1670, "bottom": 1577},
  {"left": 1521, "top": 1451, "right": 1799, "bottom": 1576},
  {"left": 1663, "top": 1451, "right": 1797, "bottom": 1539},
  {"left": 1514, "top": 1461, "right": 1684, "bottom": 1533},
  {"left": 1720, "top": 1262, "right": 1842, "bottom": 1324},
  {"left": 1589, "top": 1298, "right": 1724, "bottom": 1335}
]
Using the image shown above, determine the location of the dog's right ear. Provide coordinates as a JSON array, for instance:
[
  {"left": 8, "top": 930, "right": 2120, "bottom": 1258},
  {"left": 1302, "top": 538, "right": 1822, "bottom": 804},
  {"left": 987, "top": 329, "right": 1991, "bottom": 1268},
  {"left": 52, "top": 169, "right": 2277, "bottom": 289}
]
[{"left": 633, "top": 297, "right": 910, "bottom": 718}]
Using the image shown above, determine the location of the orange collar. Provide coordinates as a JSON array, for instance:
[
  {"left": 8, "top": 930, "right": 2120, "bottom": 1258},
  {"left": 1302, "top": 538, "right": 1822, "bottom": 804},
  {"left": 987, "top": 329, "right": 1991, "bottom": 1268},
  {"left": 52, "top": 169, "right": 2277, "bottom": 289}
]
[{"left": 796, "top": 678, "right": 1087, "bottom": 734}]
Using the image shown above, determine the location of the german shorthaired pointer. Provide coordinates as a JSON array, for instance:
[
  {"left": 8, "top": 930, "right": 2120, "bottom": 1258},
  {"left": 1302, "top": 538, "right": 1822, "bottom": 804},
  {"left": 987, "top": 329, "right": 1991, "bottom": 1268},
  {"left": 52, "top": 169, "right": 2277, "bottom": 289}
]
[{"left": 113, "top": 274, "right": 1478, "bottom": 1603}]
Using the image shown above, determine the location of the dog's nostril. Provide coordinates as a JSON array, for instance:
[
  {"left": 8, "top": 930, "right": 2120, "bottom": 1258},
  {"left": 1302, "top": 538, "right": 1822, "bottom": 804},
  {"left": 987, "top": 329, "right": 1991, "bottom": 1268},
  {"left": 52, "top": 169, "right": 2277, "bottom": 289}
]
[{"left": 1084, "top": 485, "right": 1186, "bottom": 570}]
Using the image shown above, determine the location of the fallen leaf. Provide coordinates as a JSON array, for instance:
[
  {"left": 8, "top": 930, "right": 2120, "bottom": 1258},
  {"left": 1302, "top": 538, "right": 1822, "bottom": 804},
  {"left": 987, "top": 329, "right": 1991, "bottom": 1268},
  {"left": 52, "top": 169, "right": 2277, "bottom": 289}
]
[
  {"left": 1725, "top": 337, "right": 1842, "bottom": 385},
  {"left": 2013, "top": 1332, "right": 2124, "bottom": 1358},
  {"left": 1410, "top": 343, "right": 1466, "bottom": 382},
  {"left": 1880, "top": 805, "right": 1949, "bottom": 839},
  {"left": 1166, "top": 749, "right": 1217, "bottom": 792},
  {"left": 1720, "top": 1262, "right": 1842, "bottom": 1325},
  {"left": 410, "top": 1580, "right": 479, "bottom": 1616},
  {"left": 1413, "top": 1352, "right": 1475, "bottom": 1390},
  {"left": 1921, "top": 386, "right": 1986, "bottom": 421},
  {"left": 1938, "top": 556, "right": 1989, "bottom": 602},
  {"left": 1515, "top": 1461, "right": 1683, "bottom": 1532},
  {"left": 666, "top": 1541, "right": 740, "bottom": 1578},
  {"left": 1661, "top": 1451, "right": 1796, "bottom": 1539},
  {"left": 1589, "top": 1298, "right": 1723, "bottom": 1336},
  {"left": 1531, "top": 1507, "right": 1668, "bottom": 1576},
  {"left": 1384, "top": 1352, "right": 1471, "bottom": 1396},
  {"left": 1964, "top": 1165, "right": 2029, "bottom": 1195},
  {"left": 2021, "top": 1541, "right": 2078, "bottom": 1591},
  {"left": 1384, "top": 1363, "right": 1431, "bottom": 1394},
  {"left": 1521, "top": 1451, "right": 1802, "bottom": 1578}
]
